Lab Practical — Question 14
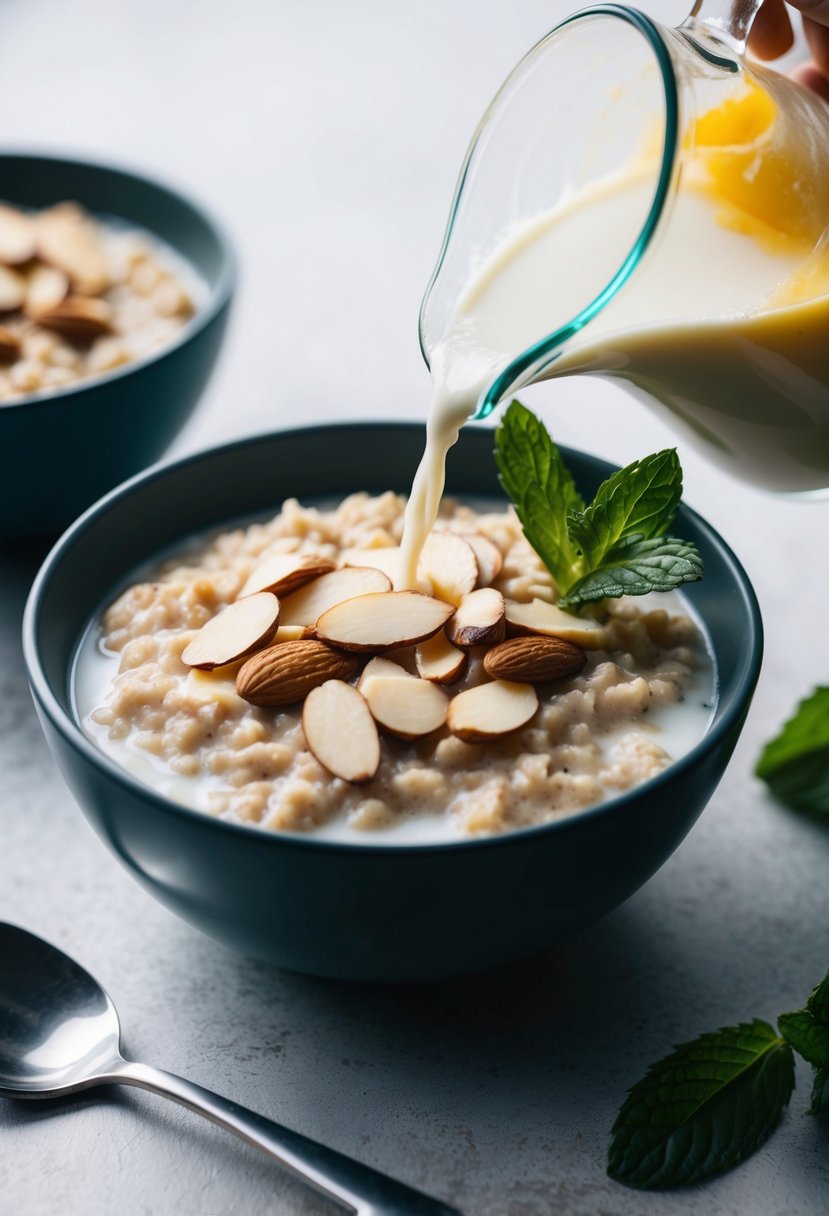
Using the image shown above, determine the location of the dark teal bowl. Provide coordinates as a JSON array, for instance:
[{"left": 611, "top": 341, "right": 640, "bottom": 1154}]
[
  {"left": 23, "top": 423, "right": 762, "bottom": 981},
  {"left": 0, "top": 153, "right": 234, "bottom": 537}
]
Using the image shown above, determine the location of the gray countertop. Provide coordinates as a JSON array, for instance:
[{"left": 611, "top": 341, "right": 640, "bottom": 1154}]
[{"left": 1, "top": 1, "right": 828, "bottom": 1213}]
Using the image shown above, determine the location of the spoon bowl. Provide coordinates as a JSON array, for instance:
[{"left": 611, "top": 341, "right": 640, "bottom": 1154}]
[
  {"left": 0, "top": 923, "right": 122, "bottom": 1098},
  {"left": 0, "top": 922, "right": 462, "bottom": 1216}
]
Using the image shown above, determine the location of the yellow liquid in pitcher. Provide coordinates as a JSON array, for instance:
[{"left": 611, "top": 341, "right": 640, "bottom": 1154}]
[{"left": 400, "top": 79, "right": 829, "bottom": 587}]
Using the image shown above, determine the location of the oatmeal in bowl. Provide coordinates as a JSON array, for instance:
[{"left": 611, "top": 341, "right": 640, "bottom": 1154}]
[
  {"left": 24, "top": 423, "right": 759, "bottom": 979},
  {"left": 76, "top": 490, "right": 714, "bottom": 844},
  {"left": 0, "top": 152, "right": 233, "bottom": 536}
]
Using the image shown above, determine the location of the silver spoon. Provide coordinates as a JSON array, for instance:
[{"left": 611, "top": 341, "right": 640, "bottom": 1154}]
[{"left": 0, "top": 923, "right": 462, "bottom": 1216}]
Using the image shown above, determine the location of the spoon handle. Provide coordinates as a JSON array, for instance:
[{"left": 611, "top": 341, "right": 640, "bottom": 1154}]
[{"left": 110, "top": 1059, "right": 462, "bottom": 1216}]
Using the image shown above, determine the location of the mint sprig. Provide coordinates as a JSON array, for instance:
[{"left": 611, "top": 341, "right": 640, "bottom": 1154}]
[
  {"left": 493, "top": 401, "right": 703, "bottom": 610},
  {"left": 755, "top": 687, "right": 829, "bottom": 815},
  {"left": 608, "top": 1020, "right": 795, "bottom": 1190},
  {"left": 779, "top": 970, "right": 829, "bottom": 1113},
  {"left": 609, "top": 967, "right": 829, "bottom": 1191}
]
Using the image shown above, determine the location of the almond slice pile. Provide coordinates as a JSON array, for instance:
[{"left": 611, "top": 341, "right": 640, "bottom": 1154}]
[
  {"left": 0, "top": 202, "right": 112, "bottom": 348},
  {"left": 180, "top": 529, "right": 599, "bottom": 784},
  {"left": 0, "top": 199, "right": 194, "bottom": 399}
]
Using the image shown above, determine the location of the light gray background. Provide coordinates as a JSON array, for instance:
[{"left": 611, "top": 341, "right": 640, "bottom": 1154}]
[{"left": 1, "top": 1, "right": 827, "bottom": 1213}]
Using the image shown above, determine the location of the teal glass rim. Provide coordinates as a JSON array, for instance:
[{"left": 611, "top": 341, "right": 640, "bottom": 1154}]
[{"left": 417, "top": 4, "right": 680, "bottom": 420}]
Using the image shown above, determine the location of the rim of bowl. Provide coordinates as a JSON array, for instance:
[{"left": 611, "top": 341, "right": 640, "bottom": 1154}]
[
  {"left": 22, "top": 421, "right": 764, "bottom": 857},
  {"left": 0, "top": 148, "right": 235, "bottom": 414}
]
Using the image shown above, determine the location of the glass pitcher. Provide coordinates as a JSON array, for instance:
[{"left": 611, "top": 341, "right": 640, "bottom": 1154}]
[{"left": 419, "top": 1, "right": 829, "bottom": 494}]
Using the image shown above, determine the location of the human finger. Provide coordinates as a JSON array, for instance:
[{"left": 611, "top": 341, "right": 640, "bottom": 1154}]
[
  {"left": 785, "top": 1, "right": 829, "bottom": 27},
  {"left": 803, "top": 14, "right": 829, "bottom": 74},
  {"left": 790, "top": 59, "right": 829, "bottom": 98}
]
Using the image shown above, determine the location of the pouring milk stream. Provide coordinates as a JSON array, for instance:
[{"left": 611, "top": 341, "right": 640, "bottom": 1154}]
[{"left": 399, "top": 15, "right": 829, "bottom": 589}]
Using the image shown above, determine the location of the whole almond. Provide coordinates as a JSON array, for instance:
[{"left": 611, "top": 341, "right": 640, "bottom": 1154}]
[
  {"left": 35, "top": 296, "right": 113, "bottom": 344},
  {"left": 483, "top": 635, "right": 586, "bottom": 683},
  {"left": 236, "top": 639, "right": 359, "bottom": 706}
]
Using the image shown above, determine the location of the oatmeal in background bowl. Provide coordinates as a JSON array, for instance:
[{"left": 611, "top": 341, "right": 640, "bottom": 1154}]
[
  {"left": 75, "top": 491, "right": 715, "bottom": 845},
  {"left": 0, "top": 199, "right": 199, "bottom": 402},
  {"left": 0, "top": 153, "right": 233, "bottom": 536}
]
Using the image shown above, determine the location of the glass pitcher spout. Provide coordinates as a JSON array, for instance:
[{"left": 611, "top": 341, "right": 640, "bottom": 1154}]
[{"left": 681, "top": 0, "right": 764, "bottom": 53}]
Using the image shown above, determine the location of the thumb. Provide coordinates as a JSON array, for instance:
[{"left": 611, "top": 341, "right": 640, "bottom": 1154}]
[{"left": 785, "top": 1, "right": 829, "bottom": 27}]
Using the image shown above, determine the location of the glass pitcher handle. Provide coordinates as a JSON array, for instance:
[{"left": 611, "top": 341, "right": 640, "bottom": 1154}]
[{"left": 682, "top": 0, "right": 763, "bottom": 50}]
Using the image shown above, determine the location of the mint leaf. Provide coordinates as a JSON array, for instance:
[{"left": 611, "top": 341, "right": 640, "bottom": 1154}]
[
  {"left": 566, "top": 449, "right": 683, "bottom": 570},
  {"left": 778, "top": 1010, "right": 829, "bottom": 1068},
  {"left": 779, "top": 970, "right": 829, "bottom": 1071},
  {"left": 517, "top": 483, "right": 582, "bottom": 590},
  {"left": 756, "top": 687, "right": 829, "bottom": 814},
  {"left": 779, "top": 970, "right": 829, "bottom": 1117},
  {"left": 608, "top": 1020, "right": 795, "bottom": 1190},
  {"left": 494, "top": 401, "right": 583, "bottom": 585},
  {"left": 493, "top": 401, "right": 702, "bottom": 611},
  {"left": 810, "top": 1069, "right": 829, "bottom": 1115},
  {"left": 559, "top": 535, "right": 704, "bottom": 609}
]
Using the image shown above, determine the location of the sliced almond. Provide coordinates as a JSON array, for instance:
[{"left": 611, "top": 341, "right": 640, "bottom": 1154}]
[
  {"left": 483, "top": 635, "right": 586, "bottom": 683},
  {"left": 505, "top": 599, "right": 608, "bottom": 648},
  {"left": 316, "top": 591, "right": 455, "bottom": 652},
  {"left": 35, "top": 296, "right": 113, "bottom": 344},
  {"left": 445, "top": 587, "right": 506, "bottom": 649},
  {"left": 418, "top": 532, "right": 478, "bottom": 605},
  {"left": 0, "top": 205, "right": 36, "bottom": 265},
  {"left": 35, "top": 204, "right": 109, "bottom": 294},
  {"left": 236, "top": 639, "right": 359, "bottom": 707},
  {"left": 302, "top": 680, "right": 380, "bottom": 783},
  {"left": 447, "top": 680, "right": 538, "bottom": 742},
  {"left": 343, "top": 547, "right": 433, "bottom": 594},
  {"left": 415, "top": 632, "right": 468, "bottom": 684},
  {"left": 240, "top": 552, "right": 336, "bottom": 599},
  {"left": 24, "top": 264, "right": 69, "bottom": 317},
  {"left": 465, "top": 534, "right": 503, "bottom": 588},
  {"left": 181, "top": 591, "right": 279, "bottom": 670},
  {"left": 280, "top": 566, "right": 391, "bottom": 627},
  {"left": 342, "top": 547, "right": 402, "bottom": 584},
  {"left": 362, "top": 674, "right": 448, "bottom": 739},
  {"left": 0, "top": 325, "right": 21, "bottom": 362},
  {"left": 358, "top": 656, "right": 414, "bottom": 691},
  {"left": 0, "top": 265, "right": 25, "bottom": 311}
]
